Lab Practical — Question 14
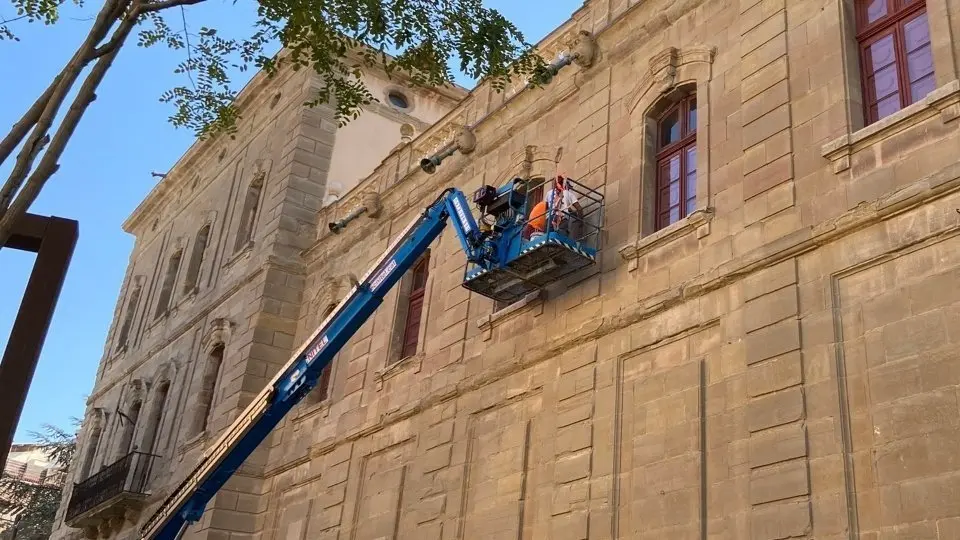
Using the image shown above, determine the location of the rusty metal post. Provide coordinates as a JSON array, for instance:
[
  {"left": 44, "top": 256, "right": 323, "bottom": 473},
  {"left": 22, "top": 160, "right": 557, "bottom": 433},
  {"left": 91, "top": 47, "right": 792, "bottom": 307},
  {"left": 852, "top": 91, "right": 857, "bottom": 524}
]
[{"left": 0, "top": 213, "right": 78, "bottom": 468}]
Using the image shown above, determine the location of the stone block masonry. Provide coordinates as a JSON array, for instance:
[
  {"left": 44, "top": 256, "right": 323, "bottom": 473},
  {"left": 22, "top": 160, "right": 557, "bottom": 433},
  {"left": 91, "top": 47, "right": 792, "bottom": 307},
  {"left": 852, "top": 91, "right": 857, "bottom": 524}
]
[{"left": 50, "top": 0, "right": 960, "bottom": 539}]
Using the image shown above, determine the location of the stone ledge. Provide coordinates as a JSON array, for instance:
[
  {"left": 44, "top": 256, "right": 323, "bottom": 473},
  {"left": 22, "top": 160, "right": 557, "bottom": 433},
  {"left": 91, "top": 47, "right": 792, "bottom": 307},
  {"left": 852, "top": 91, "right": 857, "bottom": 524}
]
[
  {"left": 821, "top": 79, "right": 960, "bottom": 174},
  {"left": 374, "top": 352, "right": 423, "bottom": 390},
  {"left": 618, "top": 207, "right": 714, "bottom": 270},
  {"left": 476, "top": 290, "right": 544, "bottom": 340}
]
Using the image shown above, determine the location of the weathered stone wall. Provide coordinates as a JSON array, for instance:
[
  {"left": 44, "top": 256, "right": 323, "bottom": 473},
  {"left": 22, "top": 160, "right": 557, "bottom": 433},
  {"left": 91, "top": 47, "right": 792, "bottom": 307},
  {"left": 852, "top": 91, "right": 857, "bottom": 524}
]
[
  {"left": 259, "top": 0, "right": 960, "bottom": 539},
  {"left": 53, "top": 0, "right": 960, "bottom": 538},
  {"left": 49, "top": 52, "right": 463, "bottom": 540}
]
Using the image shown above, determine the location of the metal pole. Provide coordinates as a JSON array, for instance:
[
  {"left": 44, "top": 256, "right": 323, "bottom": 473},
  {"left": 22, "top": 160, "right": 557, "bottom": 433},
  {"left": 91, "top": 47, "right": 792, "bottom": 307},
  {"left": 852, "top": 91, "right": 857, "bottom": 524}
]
[{"left": 0, "top": 214, "right": 78, "bottom": 469}]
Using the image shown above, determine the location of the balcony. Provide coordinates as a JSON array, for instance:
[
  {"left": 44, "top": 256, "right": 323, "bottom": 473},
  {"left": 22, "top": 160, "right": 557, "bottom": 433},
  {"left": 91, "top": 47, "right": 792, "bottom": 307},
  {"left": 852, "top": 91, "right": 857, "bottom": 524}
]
[{"left": 65, "top": 452, "right": 157, "bottom": 532}]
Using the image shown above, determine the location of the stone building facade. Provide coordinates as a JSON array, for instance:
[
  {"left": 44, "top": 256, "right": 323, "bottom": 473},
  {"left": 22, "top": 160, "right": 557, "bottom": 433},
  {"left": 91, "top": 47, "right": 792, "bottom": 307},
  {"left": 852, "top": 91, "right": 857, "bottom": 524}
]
[{"left": 53, "top": 0, "right": 960, "bottom": 538}]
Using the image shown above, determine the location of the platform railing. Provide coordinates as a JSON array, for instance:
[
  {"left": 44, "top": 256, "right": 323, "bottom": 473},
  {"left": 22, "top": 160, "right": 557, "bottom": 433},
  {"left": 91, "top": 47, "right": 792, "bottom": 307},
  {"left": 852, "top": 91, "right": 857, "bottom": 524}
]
[{"left": 519, "top": 176, "right": 604, "bottom": 252}]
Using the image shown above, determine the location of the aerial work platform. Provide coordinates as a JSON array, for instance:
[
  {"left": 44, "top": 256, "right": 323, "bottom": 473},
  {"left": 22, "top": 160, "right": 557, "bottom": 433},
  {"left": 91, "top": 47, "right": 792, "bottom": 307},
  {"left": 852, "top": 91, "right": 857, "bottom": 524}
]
[{"left": 463, "top": 176, "right": 604, "bottom": 304}]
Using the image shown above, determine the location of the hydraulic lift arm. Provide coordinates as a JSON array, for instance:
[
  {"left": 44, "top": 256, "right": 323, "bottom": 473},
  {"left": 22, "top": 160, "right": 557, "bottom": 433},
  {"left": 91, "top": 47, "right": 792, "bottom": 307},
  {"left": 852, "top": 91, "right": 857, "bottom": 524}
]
[{"left": 139, "top": 188, "right": 483, "bottom": 540}]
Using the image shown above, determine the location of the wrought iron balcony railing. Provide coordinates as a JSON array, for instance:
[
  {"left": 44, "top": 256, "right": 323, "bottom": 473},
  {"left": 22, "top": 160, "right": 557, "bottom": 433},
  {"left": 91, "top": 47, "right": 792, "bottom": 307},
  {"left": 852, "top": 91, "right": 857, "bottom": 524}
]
[{"left": 65, "top": 451, "right": 157, "bottom": 523}]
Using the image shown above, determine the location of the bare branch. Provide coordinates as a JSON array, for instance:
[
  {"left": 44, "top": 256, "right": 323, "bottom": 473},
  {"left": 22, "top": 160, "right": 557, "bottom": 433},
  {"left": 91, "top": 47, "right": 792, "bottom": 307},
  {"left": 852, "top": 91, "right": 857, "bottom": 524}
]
[
  {"left": 0, "top": 0, "right": 123, "bottom": 220},
  {"left": 138, "top": 0, "right": 204, "bottom": 15},
  {"left": 0, "top": 82, "right": 56, "bottom": 170},
  {"left": 0, "top": 13, "right": 137, "bottom": 246},
  {"left": 180, "top": 5, "right": 196, "bottom": 90},
  {"left": 1, "top": 13, "right": 30, "bottom": 25}
]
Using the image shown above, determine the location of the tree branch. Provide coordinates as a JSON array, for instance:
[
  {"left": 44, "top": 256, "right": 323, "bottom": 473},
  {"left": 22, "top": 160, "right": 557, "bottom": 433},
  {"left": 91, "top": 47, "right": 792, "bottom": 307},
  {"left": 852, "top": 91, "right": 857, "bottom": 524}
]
[
  {"left": 0, "top": 0, "right": 124, "bottom": 222},
  {"left": 138, "top": 0, "right": 205, "bottom": 15},
  {"left": 0, "top": 82, "right": 56, "bottom": 170},
  {"left": 0, "top": 13, "right": 137, "bottom": 246}
]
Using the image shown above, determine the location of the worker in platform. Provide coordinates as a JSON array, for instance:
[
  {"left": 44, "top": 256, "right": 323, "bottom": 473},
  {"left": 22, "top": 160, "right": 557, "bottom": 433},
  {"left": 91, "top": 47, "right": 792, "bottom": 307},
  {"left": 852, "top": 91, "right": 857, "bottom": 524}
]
[{"left": 528, "top": 175, "right": 582, "bottom": 241}]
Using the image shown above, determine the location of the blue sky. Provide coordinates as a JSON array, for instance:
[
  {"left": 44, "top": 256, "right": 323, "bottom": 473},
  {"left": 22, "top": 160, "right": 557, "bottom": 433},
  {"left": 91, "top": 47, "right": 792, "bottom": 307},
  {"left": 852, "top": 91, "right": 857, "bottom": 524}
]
[{"left": 0, "top": 0, "right": 582, "bottom": 443}]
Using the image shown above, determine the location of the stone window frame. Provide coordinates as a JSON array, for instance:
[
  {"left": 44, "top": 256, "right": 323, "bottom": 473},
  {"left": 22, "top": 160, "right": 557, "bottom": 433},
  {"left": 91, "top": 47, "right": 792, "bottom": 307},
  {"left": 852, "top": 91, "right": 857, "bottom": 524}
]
[
  {"left": 113, "top": 380, "right": 146, "bottom": 460},
  {"left": 299, "top": 276, "right": 348, "bottom": 415},
  {"left": 139, "top": 361, "right": 179, "bottom": 461},
  {"left": 383, "top": 84, "right": 416, "bottom": 114},
  {"left": 853, "top": 0, "right": 935, "bottom": 124},
  {"left": 181, "top": 211, "right": 217, "bottom": 299},
  {"left": 619, "top": 46, "right": 716, "bottom": 270},
  {"left": 384, "top": 249, "right": 433, "bottom": 369},
  {"left": 153, "top": 237, "right": 187, "bottom": 321},
  {"left": 183, "top": 318, "right": 234, "bottom": 447},
  {"left": 231, "top": 160, "right": 270, "bottom": 258},
  {"left": 835, "top": 0, "right": 958, "bottom": 134},
  {"left": 76, "top": 408, "right": 107, "bottom": 481},
  {"left": 113, "top": 274, "right": 145, "bottom": 355},
  {"left": 823, "top": 0, "right": 959, "bottom": 174}
]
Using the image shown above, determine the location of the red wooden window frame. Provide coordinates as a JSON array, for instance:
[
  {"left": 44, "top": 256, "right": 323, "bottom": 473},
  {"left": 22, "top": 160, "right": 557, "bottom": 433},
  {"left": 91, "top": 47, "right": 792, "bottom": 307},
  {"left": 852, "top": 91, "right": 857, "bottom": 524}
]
[
  {"left": 655, "top": 94, "right": 697, "bottom": 231},
  {"left": 856, "top": 0, "right": 934, "bottom": 124},
  {"left": 400, "top": 253, "right": 430, "bottom": 359}
]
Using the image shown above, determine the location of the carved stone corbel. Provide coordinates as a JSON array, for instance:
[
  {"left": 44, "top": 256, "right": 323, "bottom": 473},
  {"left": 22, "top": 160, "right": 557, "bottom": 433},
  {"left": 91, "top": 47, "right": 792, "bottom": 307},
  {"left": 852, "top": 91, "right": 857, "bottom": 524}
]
[
  {"left": 571, "top": 30, "right": 598, "bottom": 68},
  {"left": 201, "top": 317, "right": 235, "bottom": 353}
]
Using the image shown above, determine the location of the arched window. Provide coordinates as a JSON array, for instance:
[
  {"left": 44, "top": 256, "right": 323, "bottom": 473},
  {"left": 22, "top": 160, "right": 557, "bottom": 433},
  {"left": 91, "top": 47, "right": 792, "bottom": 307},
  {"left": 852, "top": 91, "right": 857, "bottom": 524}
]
[
  {"left": 311, "top": 304, "right": 337, "bottom": 403},
  {"left": 400, "top": 253, "right": 430, "bottom": 359},
  {"left": 116, "top": 282, "right": 142, "bottom": 350},
  {"left": 234, "top": 174, "right": 264, "bottom": 252},
  {"left": 856, "top": 0, "right": 933, "bottom": 123},
  {"left": 117, "top": 399, "right": 142, "bottom": 457},
  {"left": 655, "top": 93, "right": 697, "bottom": 230},
  {"left": 192, "top": 344, "right": 224, "bottom": 436},
  {"left": 155, "top": 250, "right": 183, "bottom": 318},
  {"left": 183, "top": 224, "right": 211, "bottom": 294},
  {"left": 140, "top": 380, "right": 171, "bottom": 455},
  {"left": 77, "top": 413, "right": 104, "bottom": 480}
]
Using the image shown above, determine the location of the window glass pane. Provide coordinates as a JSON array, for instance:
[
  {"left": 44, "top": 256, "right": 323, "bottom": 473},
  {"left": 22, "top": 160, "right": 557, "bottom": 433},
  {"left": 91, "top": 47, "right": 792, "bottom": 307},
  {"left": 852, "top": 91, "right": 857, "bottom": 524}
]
[
  {"left": 685, "top": 197, "right": 696, "bottom": 216},
  {"left": 685, "top": 147, "right": 697, "bottom": 175},
  {"left": 660, "top": 108, "right": 680, "bottom": 147},
  {"left": 871, "top": 63, "right": 900, "bottom": 101},
  {"left": 685, "top": 146, "right": 697, "bottom": 207},
  {"left": 669, "top": 206, "right": 681, "bottom": 224},
  {"left": 904, "top": 13, "right": 930, "bottom": 52},
  {"left": 876, "top": 93, "right": 901, "bottom": 119},
  {"left": 669, "top": 182, "right": 680, "bottom": 206},
  {"left": 907, "top": 44, "right": 933, "bottom": 80},
  {"left": 668, "top": 154, "right": 681, "bottom": 181},
  {"left": 686, "top": 97, "right": 697, "bottom": 133},
  {"left": 910, "top": 74, "right": 936, "bottom": 103},
  {"left": 865, "top": 0, "right": 887, "bottom": 24},
  {"left": 868, "top": 34, "right": 896, "bottom": 72}
]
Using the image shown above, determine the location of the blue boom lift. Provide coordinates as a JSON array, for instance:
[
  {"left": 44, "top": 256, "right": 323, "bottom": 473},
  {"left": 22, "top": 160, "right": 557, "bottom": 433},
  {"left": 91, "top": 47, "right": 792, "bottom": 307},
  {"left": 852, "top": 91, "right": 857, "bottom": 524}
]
[{"left": 138, "top": 177, "right": 603, "bottom": 540}]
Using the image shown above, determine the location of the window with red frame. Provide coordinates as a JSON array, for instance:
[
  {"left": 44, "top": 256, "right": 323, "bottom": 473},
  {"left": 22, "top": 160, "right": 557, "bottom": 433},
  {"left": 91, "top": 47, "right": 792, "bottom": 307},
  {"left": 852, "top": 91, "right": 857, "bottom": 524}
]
[
  {"left": 400, "top": 253, "right": 430, "bottom": 359},
  {"left": 655, "top": 94, "right": 697, "bottom": 230},
  {"left": 857, "top": 0, "right": 934, "bottom": 123}
]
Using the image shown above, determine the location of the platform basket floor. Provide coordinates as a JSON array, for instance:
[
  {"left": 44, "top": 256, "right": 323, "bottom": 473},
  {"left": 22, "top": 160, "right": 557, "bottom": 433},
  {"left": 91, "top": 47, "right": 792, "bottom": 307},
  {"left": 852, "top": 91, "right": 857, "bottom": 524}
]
[{"left": 463, "top": 238, "right": 596, "bottom": 304}]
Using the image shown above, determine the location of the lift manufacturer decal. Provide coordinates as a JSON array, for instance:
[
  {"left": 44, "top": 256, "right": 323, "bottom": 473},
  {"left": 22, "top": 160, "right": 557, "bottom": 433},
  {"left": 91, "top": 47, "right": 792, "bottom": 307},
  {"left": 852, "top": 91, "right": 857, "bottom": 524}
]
[
  {"left": 452, "top": 197, "right": 472, "bottom": 236},
  {"left": 371, "top": 259, "right": 398, "bottom": 292},
  {"left": 305, "top": 335, "right": 330, "bottom": 364}
]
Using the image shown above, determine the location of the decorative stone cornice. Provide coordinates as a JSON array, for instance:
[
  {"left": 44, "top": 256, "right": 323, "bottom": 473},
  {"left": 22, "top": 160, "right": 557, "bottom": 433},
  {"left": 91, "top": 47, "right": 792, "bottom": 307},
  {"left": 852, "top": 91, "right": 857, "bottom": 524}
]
[{"left": 821, "top": 79, "right": 960, "bottom": 174}]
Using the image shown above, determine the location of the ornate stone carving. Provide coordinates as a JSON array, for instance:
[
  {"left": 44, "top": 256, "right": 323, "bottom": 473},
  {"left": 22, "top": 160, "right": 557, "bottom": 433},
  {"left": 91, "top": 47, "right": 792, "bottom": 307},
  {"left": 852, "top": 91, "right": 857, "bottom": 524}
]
[
  {"left": 627, "top": 45, "right": 716, "bottom": 114},
  {"left": 400, "top": 123, "right": 415, "bottom": 143},
  {"left": 571, "top": 30, "right": 598, "bottom": 68},
  {"left": 361, "top": 190, "right": 382, "bottom": 218},
  {"left": 201, "top": 317, "right": 235, "bottom": 353}
]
